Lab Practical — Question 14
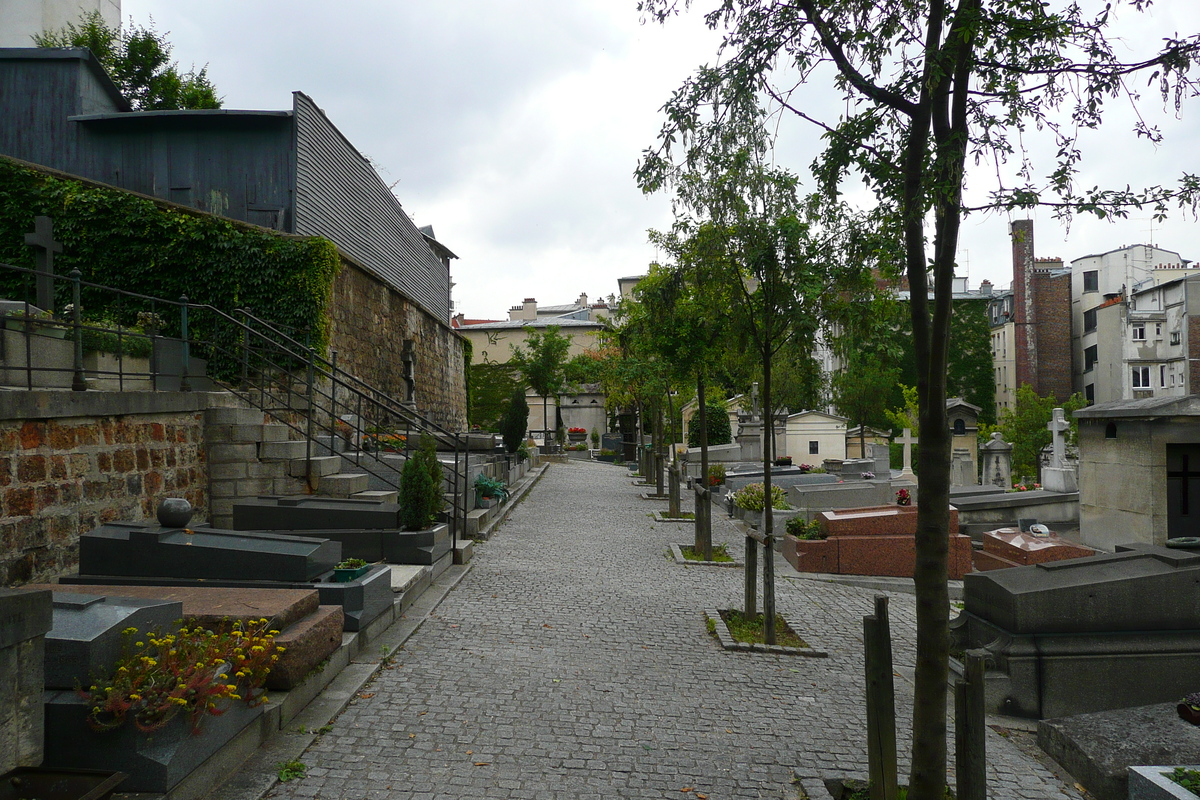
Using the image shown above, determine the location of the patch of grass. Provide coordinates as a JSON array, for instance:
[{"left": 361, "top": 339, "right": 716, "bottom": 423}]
[
  {"left": 718, "top": 608, "right": 808, "bottom": 648},
  {"left": 277, "top": 759, "right": 307, "bottom": 782},
  {"left": 681, "top": 544, "right": 733, "bottom": 562},
  {"left": 663, "top": 511, "right": 696, "bottom": 520}
]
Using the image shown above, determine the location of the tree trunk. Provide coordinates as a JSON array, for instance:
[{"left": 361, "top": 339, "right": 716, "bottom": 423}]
[
  {"left": 696, "top": 370, "right": 712, "bottom": 560},
  {"left": 762, "top": 346, "right": 776, "bottom": 645}
]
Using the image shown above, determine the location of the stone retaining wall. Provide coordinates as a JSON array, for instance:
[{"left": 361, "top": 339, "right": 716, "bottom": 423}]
[{"left": 0, "top": 392, "right": 234, "bottom": 584}]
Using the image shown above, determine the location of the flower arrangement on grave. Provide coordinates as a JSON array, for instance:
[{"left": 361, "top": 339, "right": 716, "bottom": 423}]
[
  {"left": 1009, "top": 482, "right": 1041, "bottom": 492},
  {"left": 474, "top": 473, "right": 509, "bottom": 500},
  {"left": 333, "top": 418, "right": 354, "bottom": 442},
  {"left": 1179, "top": 692, "right": 1200, "bottom": 725},
  {"left": 568, "top": 427, "right": 587, "bottom": 434},
  {"left": 861, "top": 471, "right": 875, "bottom": 480},
  {"left": 785, "top": 516, "right": 826, "bottom": 540},
  {"left": 732, "top": 482, "right": 791, "bottom": 511},
  {"left": 896, "top": 488, "right": 912, "bottom": 506},
  {"left": 798, "top": 463, "right": 814, "bottom": 474},
  {"left": 364, "top": 431, "right": 407, "bottom": 452},
  {"left": 565, "top": 442, "right": 588, "bottom": 451},
  {"left": 78, "top": 618, "right": 281, "bottom": 734},
  {"left": 774, "top": 456, "right": 793, "bottom": 467},
  {"left": 707, "top": 463, "right": 726, "bottom": 486}
]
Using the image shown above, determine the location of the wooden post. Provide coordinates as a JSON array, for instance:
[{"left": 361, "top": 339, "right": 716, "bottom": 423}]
[
  {"left": 744, "top": 533, "right": 757, "bottom": 618},
  {"left": 668, "top": 461, "right": 681, "bottom": 518},
  {"left": 864, "top": 595, "right": 898, "bottom": 800},
  {"left": 955, "top": 650, "right": 987, "bottom": 800}
]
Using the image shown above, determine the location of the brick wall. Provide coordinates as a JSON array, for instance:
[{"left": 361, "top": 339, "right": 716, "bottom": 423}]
[
  {"left": 1033, "top": 270, "right": 1075, "bottom": 401},
  {"left": 328, "top": 256, "right": 466, "bottom": 431},
  {"left": 0, "top": 393, "right": 221, "bottom": 585}
]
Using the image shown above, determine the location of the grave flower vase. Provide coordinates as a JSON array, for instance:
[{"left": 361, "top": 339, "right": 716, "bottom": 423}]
[{"left": 332, "top": 564, "right": 370, "bottom": 582}]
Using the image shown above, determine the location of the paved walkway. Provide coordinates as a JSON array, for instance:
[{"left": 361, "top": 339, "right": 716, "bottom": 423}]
[{"left": 265, "top": 460, "right": 1084, "bottom": 800}]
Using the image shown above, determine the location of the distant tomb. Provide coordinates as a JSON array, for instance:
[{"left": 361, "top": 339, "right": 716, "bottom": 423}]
[{"left": 973, "top": 528, "right": 1096, "bottom": 571}]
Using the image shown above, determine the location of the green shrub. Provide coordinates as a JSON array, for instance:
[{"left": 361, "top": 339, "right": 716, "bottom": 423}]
[
  {"left": 687, "top": 403, "right": 732, "bottom": 447},
  {"left": 706, "top": 463, "right": 726, "bottom": 486},
  {"left": 732, "top": 482, "right": 790, "bottom": 511},
  {"left": 499, "top": 388, "right": 529, "bottom": 454},
  {"left": 785, "top": 516, "right": 825, "bottom": 540},
  {"left": 80, "top": 318, "right": 153, "bottom": 358},
  {"left": 399, "top": 436, "right": 441, "bottom": 531}
]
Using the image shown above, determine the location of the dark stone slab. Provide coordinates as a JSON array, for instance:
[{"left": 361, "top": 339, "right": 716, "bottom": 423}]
[
  {"left": 964, "top": 544, "right": 1200, "bottom": 634},
  {"left": 79, "top": 521, "right": 340, "bottom": 582},
  {"left": 0, "top": 588, "right": 52, "bottom": 648},
  {"left": 1037, "top": 702, "right": 1200, "bottom": 800},
  {"left": 232, "top": 495, "right": 402, "bottom": 531},
  {"left": 44, "top": 593, "right": 183, "bottom": 690},
  {"left": 41, "top": 690, "right": 263, "bottom": 793},
  {"left": 59, "top": 565, "right": 393, "bottom": 633},
  {"left": 261, "top": 524, "right": 451, "bottom": 565}
]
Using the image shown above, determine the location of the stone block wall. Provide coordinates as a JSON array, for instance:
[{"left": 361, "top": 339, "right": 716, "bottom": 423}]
[
  {"left": 0, "top": 588, "right": 52, "bottom": 772},
  {"left": 0, "top": 393, "right": 223, "bottom": 585},
  {"left": 205, "top": 406, "right": 307, "bottom": 528},
  {"left": 328, "top": 256, "right": 466, "bottom": 432}
]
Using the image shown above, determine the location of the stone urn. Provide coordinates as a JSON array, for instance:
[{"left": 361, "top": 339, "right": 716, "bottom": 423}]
[{"left": 157, "top": 498, "right": 193, "bottom": 528}]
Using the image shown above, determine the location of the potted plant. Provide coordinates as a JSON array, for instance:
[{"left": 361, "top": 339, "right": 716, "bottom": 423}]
[
  {"left": 774, "top": 455, "right": 793, "bottom": 467},
  {"left": 590, "top": 428, "right": 600, "bottom": 448},
  {"left": 707, "top": 463, "right": 726, "bottom": 486},
  {"left": 5, "top": 307, "right": 67, "bottom": 338},
  {"left": 332, "top": 557, "right": 370, "bottom": 582},
  {"left": 567, "top": 426, "right": 587, "bottom": 442},
  {"left": 1178, "top": 691, "right": 1200, "bottom": 724},
  {"left": 474, "top": 474, "right": 509, "bottom": 507},
  {"left": 896, "top": 488, "right": 912, "bottom": 506}
]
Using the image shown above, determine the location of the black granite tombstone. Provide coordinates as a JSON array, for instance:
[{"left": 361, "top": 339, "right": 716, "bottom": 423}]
[
  {"left": 232, "top": 495, "right": 402, "bottom": 531},
  {"left": 77, "top": 522, "right": 339, "bottom": 582}
]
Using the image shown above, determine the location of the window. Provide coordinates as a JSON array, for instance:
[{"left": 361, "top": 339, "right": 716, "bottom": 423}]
[
  {"left": 1105, "top": 421, "right": 1117, "bottom": 438},
  {"left": 1162, "top": 364, "right": 1168, "bottom": 387},
  {"left": 1156, "top": 323, "right": 1163, "bottom": 337},
  {"left": 1083, "top": 270, "right": 1099, "bottom": 292},
  {"left": 1132, "top": 365, "right": 1151, "bottom": 388},
  {"left": 1084, "top": 345, "right": 1098, "bottom": 371},
  {"left": 1133, "top": 325, "right": 1146, "bottom": 341},
  {"left": 809, "top": 440, "right": 819, "bottom": 455},
  {"left": 1083, "top": 308, "right": 1097, "bottom": 332},
  {"left": 1085, "top": 384, "right": 1095, "bottom": 405},
  {"left": 953, "top": 418, "right": 966, "bottom": 435},
  {"left": 1172, "top": 331, "right": 1181, "bottom": 346}
]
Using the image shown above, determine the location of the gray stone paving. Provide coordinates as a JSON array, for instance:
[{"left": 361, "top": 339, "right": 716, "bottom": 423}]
[{"left": 265, "top": 460, "right": 1084, "bottom": 800}]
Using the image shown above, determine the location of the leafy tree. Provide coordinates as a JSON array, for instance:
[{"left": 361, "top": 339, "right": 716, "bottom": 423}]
[
  {"left": 638, "top": 1, "right": 1200, "bottom": 794},
  {"left": 833, "top": 349, "right": 900, "bottom": 454},
  {"left": 509, "top": 326, "right": 570, "bottom": 442},
  {"left": 468, "top": 363, "right": 521, "bottom": 431},
  {"left": 498, "top": 387, "right": 531, "bottom": 454},
  {"left": 686, "top": 403, "right": 732, "bottom": 447},
  {"left": 35, "top": 11, "right": 221, "bottom": 110},
  {"left": 986, "top": 385, "right": 1087, "bottom": 482}
]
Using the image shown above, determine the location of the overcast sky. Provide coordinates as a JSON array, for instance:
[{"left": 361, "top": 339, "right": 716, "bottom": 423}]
[{"left": 121, "top": 1, "right": 1200, "bottom": 319}]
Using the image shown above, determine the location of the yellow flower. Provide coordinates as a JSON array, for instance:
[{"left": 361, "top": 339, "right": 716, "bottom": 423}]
[
  {"left": 226, "top": 684, "right": 238, "bottom": 692},
  {"left": 275, "top": 647, "right": 287, "bottom": 653},
  {"left": 235, "top": 671, "right": 246, "bottom": 678},
  {"left": 129, "top": 694, "right": 140, "bottom": 700},
  {"left": 135, "top": 642, "right": 144, "bottom": 648}
]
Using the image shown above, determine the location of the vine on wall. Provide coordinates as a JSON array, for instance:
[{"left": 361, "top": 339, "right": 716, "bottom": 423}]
[{"left": 0, "top": 157, "right": 340, "bottom": 355}]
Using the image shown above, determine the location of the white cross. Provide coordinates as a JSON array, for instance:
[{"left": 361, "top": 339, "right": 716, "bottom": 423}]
[
  {"left": 1047, "top": 408, "right": 1070, "bottom": 469},
  {"left": 897, "top": 428, "right": 917, "bottom": 475}
]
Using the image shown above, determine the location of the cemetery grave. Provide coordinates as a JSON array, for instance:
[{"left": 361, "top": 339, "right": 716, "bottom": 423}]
[
  {"left": 782, "top": 504, "right": 973, "bottom": 579},
  {"left": 953, "top": 543, "right": 1200, "bottom": 720},
  {"left": 972, "top": 527, "right": 1096, "bottom": 571}
]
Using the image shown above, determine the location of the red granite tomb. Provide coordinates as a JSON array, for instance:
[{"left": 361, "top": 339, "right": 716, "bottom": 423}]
[{"left": 972, "top": 528, "right": 1096, "bottom": 571}]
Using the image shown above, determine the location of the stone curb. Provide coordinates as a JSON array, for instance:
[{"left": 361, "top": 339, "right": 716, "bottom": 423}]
[
  {"left": 651, "top": 511, "right": 694, "bottom": 523},
  {"left": 669, "top": 542, "right": 743, "bottom": 568},
  {"left": 703, "top": 608, "right": 829, "bottom": 658},
  {"left": 639, "top": 491, "right": 670, "bottom": 500}
]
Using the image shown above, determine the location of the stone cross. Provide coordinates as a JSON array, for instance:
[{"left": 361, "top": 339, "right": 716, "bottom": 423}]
[
  {"left": 897, "top": 428, "right": 917, "bottom": 476},
  {"left": 25, "top": 215, "right": 62, "bottom": 311},
  {"left": 401, "top": 339, "right": 416, "bottom": 403},
  {"left": 1047, "top": 408, "right": 1070, "bottom": 469},
  {"left": 750, "top": 381, "right": 760, "bottom": 418}
]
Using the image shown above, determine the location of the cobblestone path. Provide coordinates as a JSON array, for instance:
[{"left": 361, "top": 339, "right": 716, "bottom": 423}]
[{"left": 267, "top": 461, "right": 1084, "bottom": 800}]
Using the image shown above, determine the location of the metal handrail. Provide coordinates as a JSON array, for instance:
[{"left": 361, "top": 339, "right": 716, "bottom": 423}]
[{"left": 0, "top": 260, "right": 470, "bottom": 545}]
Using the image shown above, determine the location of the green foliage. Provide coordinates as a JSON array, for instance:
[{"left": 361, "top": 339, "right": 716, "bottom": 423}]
[
  {"left": 706, "top": 463, "right": 726, "bottom": 485},
  {"left": 460, "top": 336, "right": 473, "bottom": 426},
  {"left": 785, "top": 516, "right": 826, "bottom": 540},
  {"left": 564, "top": 351, "right": 605, "bottom": 387},
  {"left": 1165, "top": 769, "right": 1200, "bottom": 798},
  {"left": 469, "top": 363, "right": 520, "bottom": 431},
  {"left": 498, "top": 387, "right": 530, "bottom": 454},
  {"left": 0, "top": 159, "right": 340, "bottom": 366},
  {"left": 334, "top": 558, "right": 367, "bottom": 570},
  {"left": 34, "top": 11, "right": 221, "bottom": 110},
  {"left": 474, "top": 473, "right": 508, "bottom": 500},
  {"left": 687, "top": 403, "right": 731, "bottom": 447},
  {"left": 276, "top": 760, "right": 307, "bottom": 783},
  {"left": 717, "top": 609, "right": 808, "bottom": 649},
  {"left": 732, "top": 482, "right": 790, "bottom": 512},
  {"left": 80, "top": 318, "right": 153, "bottom": 358},
  {"left": 886, "top": 385, "right": 921, "bottom": 437},
  {"left": 681, "top": 543, "right": 732, "bottom": 562},
  {"left": 509, "top": 326, "right": 570, "bottom": 400},
  {"left": 399, "top": 436, "right": 441, "bottom": 531},
  {"left": 984, "top": 386, "right": 1087, "bottom": 481}
]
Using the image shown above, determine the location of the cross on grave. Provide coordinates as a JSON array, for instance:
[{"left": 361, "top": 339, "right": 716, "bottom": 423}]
[
  {"left": 1047, "top": 408, "right": 1070, "bottom": 470},
  {"left": 25, "top": 215, "right": 63, "bottom": 310},
  {"left": 898, "top": 428, "right": 917, "bottom": 475}
]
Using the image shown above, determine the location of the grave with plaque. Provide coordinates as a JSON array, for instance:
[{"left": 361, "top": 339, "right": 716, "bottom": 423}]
[{"left": 953, "top": 543, "right": 1200, "bottom": 719}]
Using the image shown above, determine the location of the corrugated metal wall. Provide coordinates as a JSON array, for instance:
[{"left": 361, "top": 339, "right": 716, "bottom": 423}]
[{"left": 292, "top": 92, "right": 449, "bottom": 322}]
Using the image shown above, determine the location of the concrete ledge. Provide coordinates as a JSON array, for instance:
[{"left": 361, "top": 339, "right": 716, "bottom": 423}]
[
  {"left": 703, "top": 608, "right": 828, "bottom": 658},
  {"left": 669, "top": 543, "right": 743, "bottom": 568},
  {"left": 651, "top": 511, "right": 693, "bottom": 523},
  {"left": 0, "top": 389, "right": 243, "bottom": 421}
]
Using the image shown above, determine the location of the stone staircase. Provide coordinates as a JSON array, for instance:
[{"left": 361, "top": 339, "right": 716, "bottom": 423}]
[{"left": 205, "top": 406, "right": 401, "bottom": 528}]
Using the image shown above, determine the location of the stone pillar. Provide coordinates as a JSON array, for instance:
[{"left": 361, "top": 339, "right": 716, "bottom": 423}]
[
  {"left": 737, "top": 420, "right": 763, "bottom": 462},
  {"left": 0, "top": 588, "right": 53, "bottom": 771},
  {"left": 951, "top": 448, "right": 977, "bottom": 486},
  {"left": 981, "top": 432, "right": 1013, "bottom": 489}
]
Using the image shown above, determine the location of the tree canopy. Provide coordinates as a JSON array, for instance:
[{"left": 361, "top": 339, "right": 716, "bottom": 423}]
[
  {"left": 638, "top": 1, "right": 1200, "bottom": 795},
  {"left": 35, "top": 11, "right": 221, "bottom": 110}
]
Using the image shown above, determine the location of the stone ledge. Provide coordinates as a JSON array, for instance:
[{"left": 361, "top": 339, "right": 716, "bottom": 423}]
[
  {"left": 0, "top": 389, "right": 242, "bottom": 421},
  {"left": 703, "top": 608, "right": 829, "bottom": 658},
  {"left": 669, "top": 543, "right": 743, "bottom": 568},
  {"left": 651, "top": 511, "right": 693, "bottom": 523}
]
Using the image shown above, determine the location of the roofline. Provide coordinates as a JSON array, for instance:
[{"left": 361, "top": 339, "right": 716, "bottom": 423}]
[
  {"left": 1069, "top": 243, "right": 1187, "bottom": 265},
  {"left": 71, "top": 109, "right": 291, "bottom": 122},
  {"left": 0, "top": 46, "right": 131, "bottom": 112}
]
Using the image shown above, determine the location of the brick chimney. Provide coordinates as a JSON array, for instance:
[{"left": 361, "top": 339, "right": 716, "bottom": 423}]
[{"left": 1011, "top": 219, "right": 1037, "bottom": 393}]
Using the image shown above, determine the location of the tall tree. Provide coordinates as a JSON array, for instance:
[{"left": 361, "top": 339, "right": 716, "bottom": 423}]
[
  {"left": 638, "top": 1, "right": 1200, "bottom": 795},
  {"left": 509, "top": 326, "right": 571, "bottom": 444},
  {"left": 35, "top": 11, "right": 221, "bottom": 110}
]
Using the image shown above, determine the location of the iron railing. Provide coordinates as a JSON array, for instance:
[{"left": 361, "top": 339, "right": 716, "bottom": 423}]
[{"left": 0, "top": 261, "right": 470, "bottom": 545}]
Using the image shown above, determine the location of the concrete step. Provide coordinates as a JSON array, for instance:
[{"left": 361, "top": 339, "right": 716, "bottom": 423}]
[
  {"left": 453, "top": 539, "right": 474, "bottom": 565},
  {"left": 354, "top": 489, "right": 398, "bottom": 503},
  {"left": 318, "top": 473, "right": 369, "bottom": 497},
  {"left": 205, "top": 407, "right": 265, "bottom": 425},
  {"left": 260, "top": 439, "right": 309, "bottom": 460},
  {"left": 289, "top": 454, "right": 343, "bottom": 478}
]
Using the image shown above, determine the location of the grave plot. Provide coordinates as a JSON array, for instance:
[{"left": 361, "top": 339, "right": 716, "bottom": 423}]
[
  {"left": 973, "top": 527, "right": 1095, "bottom": 571},
  {"left": 62, "top": 519, "right": 391, "bottom": 632},
  {"left": 954, "top": 543, "right": 1200, "bottom": 719},
  {"left": 782, "top": 504, "right": 973, "bottom": 579}
]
